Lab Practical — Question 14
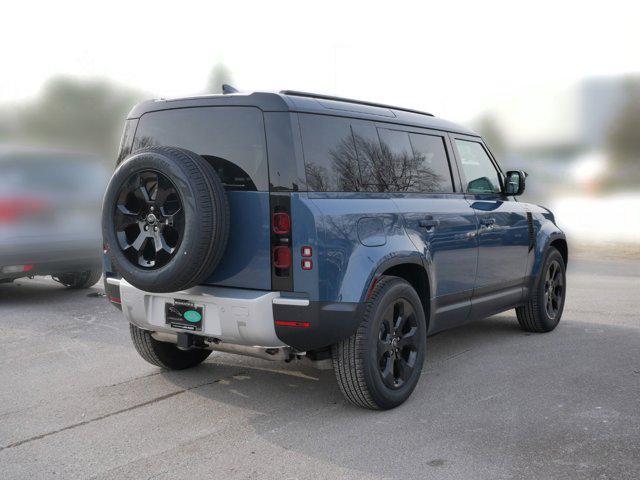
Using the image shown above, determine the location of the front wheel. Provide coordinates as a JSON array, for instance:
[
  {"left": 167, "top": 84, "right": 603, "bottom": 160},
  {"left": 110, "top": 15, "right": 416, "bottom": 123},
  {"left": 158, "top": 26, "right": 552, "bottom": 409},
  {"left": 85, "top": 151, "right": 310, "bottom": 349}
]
[
  {"left": 332, "top": 276, "right": 427, "bottom": 410},
  {"left": 516, "top": 247, "right": 567, "bottom": 332}
]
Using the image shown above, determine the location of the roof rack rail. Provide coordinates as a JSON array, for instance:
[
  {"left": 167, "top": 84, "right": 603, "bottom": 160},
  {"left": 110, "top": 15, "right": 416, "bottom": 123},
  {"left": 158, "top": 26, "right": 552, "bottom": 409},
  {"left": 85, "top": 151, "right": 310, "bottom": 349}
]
[{"left": 280, "top": 90, "right": 434, "bottom": 117}]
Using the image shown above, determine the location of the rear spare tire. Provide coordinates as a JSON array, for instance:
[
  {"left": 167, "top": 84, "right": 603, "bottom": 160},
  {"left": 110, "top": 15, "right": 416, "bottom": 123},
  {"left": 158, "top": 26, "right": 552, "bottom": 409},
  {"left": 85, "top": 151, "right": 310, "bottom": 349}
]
[{"left": 102, "top": 146, "right": 229, "bottom": 293}]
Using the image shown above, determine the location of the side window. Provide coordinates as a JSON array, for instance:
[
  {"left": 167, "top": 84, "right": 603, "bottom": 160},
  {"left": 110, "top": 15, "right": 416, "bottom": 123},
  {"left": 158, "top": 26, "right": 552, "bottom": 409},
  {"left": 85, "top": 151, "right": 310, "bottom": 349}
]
[
  {"left": 408, "top": 133, "right": 453, "bottom": 193},
  {"left": 376, "top": 129, "right": 416, "bottom": 192},
  {"left": 455, "top": 139, "right": 502, "bottom": 194},
  {"left": 299, "top": 114, "right": 364, "bottom": 192},
  {"left": 371, "top": 129, "right": 453, "bottom": 193},
  {"left": 133, "top": 107, "right": 268, "bottom": 191}
]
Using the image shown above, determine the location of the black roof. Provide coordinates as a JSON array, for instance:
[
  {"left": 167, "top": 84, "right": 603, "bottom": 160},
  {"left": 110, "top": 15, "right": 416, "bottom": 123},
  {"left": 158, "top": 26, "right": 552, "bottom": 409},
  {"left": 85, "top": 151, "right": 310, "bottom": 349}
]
[{"left": 127, "top": 91, "right": 477, "bottom": 136}]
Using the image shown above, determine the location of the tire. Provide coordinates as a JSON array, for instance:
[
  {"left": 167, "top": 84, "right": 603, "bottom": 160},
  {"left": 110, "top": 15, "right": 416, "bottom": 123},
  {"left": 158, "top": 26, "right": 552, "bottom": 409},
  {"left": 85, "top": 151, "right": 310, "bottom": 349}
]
[
  {"left": 53, "top": 268, "right": 102, "bottom": 289},
  {"left": 516, "top": 247, "right": 566, "bottom": 332},
  {"left": 332, "top": 276, "right": 427, "bottom": 410},
  {"left": 129, "top": 324, "right": 211, "bottom": 370},
  {"left": 102, "top": 146, "right": 229, "bottom": 293}
]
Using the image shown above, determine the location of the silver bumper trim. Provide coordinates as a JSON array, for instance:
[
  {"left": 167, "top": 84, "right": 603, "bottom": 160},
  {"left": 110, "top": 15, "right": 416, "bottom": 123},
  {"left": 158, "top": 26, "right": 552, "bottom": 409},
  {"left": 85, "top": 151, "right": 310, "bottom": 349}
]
[
  {"left": 115, "top": 279, "right": 287, "bottom": 348},
  {"left": 272, "top": 297, "right": 310, "bottom": 307}
]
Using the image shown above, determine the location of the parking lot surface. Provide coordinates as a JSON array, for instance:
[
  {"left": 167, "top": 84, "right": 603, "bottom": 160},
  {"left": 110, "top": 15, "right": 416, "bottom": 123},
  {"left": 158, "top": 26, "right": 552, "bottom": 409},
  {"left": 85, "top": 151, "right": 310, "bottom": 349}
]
[{"left": 1, "top": 259, "right": 638, "bottom": 479}]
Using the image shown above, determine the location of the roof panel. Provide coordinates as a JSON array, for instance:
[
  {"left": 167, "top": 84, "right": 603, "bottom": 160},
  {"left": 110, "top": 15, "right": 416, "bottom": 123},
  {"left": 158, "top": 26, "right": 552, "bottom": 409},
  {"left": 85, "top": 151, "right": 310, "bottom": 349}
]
[{"left": 127, "top": 90, "right": 477, "bottom": 136}]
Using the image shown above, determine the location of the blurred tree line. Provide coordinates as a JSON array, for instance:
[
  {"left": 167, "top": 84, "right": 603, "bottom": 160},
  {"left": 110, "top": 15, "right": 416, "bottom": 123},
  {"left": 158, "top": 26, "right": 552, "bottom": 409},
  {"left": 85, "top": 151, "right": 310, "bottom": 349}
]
[
  {"left": 0, "top": 76, "right": 146, "bottom": 164},
  {"left": 606, "top": 78, "right": 640, "bottom": 171},
  {"left": 0, "top": 62, "right": 232, "bottom": 165}
]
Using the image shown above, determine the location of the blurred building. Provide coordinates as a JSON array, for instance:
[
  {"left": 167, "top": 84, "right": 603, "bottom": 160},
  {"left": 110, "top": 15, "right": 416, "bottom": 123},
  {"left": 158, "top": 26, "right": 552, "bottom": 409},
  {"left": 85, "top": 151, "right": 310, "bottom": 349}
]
[{"left": 487, "top": 76, "right": 633, "bottom": 160}]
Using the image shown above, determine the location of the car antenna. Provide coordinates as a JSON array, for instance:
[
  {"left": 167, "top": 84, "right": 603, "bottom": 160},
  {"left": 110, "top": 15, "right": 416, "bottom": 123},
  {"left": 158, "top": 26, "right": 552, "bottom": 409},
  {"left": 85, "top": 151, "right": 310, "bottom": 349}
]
[{"left": 222, "top": 84, "right": 239, "bottom": 95}]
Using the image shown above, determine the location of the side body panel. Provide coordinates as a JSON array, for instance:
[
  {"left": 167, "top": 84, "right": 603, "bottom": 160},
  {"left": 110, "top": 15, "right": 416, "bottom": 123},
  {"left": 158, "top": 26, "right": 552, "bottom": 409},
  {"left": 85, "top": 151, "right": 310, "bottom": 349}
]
[
  {"left": 396, "top": 194, "right": 479, "bottom": 332},
  {"left": 449, "top": 134, "right": 532, "bottom": 319},
  {"left": 466, "top": 194, "right": 530, "bottom": 317},
  {"left": 304, "top": 193, "right": 415, "bottom": 304},
  {"left": 524, "top": 204, "right": 568, "bottom": 296}
]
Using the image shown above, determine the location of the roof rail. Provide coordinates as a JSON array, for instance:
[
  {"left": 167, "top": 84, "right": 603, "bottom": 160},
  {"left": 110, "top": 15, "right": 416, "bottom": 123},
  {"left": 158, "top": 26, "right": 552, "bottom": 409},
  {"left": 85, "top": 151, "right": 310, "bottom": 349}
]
[{"left": 280, "top": 90, "right": 434, "bottom": 117}]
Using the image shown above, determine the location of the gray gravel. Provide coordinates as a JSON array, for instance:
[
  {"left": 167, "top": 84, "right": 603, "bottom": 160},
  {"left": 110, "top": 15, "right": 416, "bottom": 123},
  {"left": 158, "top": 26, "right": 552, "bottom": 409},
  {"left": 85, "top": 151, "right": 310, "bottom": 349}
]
[{"left": 0, "top": 258, "right": 638, "bottom": 479}]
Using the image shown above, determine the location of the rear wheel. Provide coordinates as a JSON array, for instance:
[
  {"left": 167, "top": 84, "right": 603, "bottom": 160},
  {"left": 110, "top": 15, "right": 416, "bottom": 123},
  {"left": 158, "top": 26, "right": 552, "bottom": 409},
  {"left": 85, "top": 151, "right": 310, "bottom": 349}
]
[
  {"left": 332, "top": 276, "right": 427, "bottom": 409},
  {"left": 516, "top": 247, "right": 566, "bottom": 332},
  {"left": 53, "top": 268, "right": 102, "bottom": 289},
  {"left": 129, "top": 324, "right": 211, "bottom": 370}
]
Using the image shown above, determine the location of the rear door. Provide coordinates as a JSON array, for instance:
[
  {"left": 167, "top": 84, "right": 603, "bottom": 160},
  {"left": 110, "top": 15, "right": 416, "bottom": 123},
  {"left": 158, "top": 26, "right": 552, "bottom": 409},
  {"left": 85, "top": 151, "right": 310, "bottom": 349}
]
[
  {"left": 377, "top": 126, "right": 479, "bottom": 329},
  {"left": 131, "top": 107, "right": 272, "bottom": 290},
  {"left": 451, "top": 135, "right": 530, "bottom": 315}
]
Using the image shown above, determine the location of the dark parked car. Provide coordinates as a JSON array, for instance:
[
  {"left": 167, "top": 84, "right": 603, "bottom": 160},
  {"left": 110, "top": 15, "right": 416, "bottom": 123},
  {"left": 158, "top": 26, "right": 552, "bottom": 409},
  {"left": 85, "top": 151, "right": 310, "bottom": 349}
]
[
  {"left": 0, "top": 147, "right": 106, "bottom": 287},
  {"left": 102, "top": 90, "right": 568, "bottom": 409}
]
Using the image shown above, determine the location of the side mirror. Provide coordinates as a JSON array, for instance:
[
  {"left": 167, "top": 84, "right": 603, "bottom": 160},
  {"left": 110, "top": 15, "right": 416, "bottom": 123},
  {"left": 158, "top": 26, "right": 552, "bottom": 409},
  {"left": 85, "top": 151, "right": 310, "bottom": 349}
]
[{"left": 504, "top": 170, "right": 526, "bottom": 196}]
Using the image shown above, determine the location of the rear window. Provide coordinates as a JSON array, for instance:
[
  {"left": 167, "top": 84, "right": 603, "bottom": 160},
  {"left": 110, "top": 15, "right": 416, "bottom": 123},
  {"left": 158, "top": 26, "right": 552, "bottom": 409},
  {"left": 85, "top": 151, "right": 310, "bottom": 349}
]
[{"left": 132, "top": 107, "right": 268, "bottom": 191}]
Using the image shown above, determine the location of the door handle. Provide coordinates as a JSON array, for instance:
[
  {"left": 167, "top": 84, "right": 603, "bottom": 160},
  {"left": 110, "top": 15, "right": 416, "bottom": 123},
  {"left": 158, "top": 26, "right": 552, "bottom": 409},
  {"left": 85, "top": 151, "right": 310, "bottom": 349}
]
[{"left": 419, "top": 217, "right": 439, "bottom": 230}]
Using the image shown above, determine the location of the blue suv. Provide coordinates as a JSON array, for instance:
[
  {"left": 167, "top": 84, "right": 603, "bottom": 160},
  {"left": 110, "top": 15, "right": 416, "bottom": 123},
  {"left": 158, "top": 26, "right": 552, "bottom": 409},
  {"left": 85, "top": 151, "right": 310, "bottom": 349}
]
[{"left": 102, "top": 89, "right": 568, "bottom": 409}]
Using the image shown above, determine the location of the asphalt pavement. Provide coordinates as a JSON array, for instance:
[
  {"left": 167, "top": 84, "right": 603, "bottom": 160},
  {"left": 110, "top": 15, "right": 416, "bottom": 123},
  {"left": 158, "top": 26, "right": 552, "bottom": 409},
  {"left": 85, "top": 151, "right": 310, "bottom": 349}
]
[{"left": 0, "top": 258, "right": 638, "bottom": 479}]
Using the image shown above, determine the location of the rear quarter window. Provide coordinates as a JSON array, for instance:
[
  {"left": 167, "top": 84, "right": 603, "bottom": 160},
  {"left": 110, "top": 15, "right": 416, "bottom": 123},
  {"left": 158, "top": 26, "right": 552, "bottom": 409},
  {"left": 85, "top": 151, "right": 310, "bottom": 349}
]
[
  {"left": 132, "top": 107, "right": 268, "bottom": 191},
  {"left": 299, "top": 114, "right": 366, "bottom": 192}
]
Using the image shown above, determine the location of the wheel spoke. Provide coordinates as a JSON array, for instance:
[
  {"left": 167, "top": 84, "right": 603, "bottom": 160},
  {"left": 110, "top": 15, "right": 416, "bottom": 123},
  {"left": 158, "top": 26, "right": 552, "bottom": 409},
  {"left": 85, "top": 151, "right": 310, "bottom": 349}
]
[
  {"left": 133, "top": 184, "right": 152, "bottom": 204},
  {"left": 154, "top": 176, "right": 176, "bottom": 207},
  {"left": 396, "top": 357, "right": 414, "bottom": 383},
  {"left": 381, "top": 356, "right": 395, "bottom": 385},
  {"left": 115, "top": 205, "right": 139, "bottom": 230},
  {"left": 131, "top": 231, "right": 149, "bottom": 252},
  {"left": 378, "top": 339, "right": 393, "bottom": 361},
  {"left": 116, "top": 230, "right": 132, "bottom": 250},
  {"left": 398, "top": 326, "right": 417, "bottom": 348},
  {"left": 154, "top": 231, "right": 175, "bottom": 254}
]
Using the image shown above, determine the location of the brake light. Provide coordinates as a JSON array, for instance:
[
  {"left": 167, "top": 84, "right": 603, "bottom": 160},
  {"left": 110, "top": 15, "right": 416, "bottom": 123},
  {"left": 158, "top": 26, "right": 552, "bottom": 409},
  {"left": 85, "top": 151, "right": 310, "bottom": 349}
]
[
  {"left": 273, "top": 246, "right": 292, "bottom": 269},
  {"left": 272, "top": 212, "right": 291, "bottom": 234},
  {"left": 0, "top": 197, "right": 47, "bottom": 223},
  {"left": 270, "top": 194, "right": 293, "bottom": 290}
]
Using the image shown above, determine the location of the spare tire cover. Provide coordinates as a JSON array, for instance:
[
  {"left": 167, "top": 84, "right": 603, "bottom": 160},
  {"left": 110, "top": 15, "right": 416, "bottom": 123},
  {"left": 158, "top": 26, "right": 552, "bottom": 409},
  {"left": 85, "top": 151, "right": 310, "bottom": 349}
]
[{"left": 102, "top": 146, "right": 229, "bottom": 293}]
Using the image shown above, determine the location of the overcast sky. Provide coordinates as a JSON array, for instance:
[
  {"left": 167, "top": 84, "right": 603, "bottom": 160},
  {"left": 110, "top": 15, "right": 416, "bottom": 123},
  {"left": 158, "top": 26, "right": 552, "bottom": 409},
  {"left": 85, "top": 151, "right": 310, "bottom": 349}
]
[{"left": 2, "top": 0, "right": 639, "bottom": 122}]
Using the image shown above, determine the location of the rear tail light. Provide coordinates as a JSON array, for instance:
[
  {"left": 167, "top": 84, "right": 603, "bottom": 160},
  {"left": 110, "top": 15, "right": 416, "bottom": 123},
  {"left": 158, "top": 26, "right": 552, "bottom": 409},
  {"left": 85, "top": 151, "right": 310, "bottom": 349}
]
[
  {"left": 273, "top": 246, "right": 292, "bottom": 269},
  {"left": 0, "top": 197, "right": 48, "bottom": 223},
  {"left": 301, "top": 259, "right": 313, "bottom": 270},
  {"left": 0, "top": 264, "right": 34, "bottom": 274},
  {"left": 270, "top": 194, "right": 294, "bottom": 291},
  {"left": 272, "top": 212, "right": 291, "bottom": 234}
]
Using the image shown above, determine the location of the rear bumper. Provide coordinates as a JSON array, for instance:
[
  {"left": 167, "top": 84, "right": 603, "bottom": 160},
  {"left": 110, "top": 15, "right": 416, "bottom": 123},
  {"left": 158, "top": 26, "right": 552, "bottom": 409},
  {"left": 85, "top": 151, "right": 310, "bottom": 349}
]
[
  {"left": 111, "top": 278, "right": 286, "bottom": 348},
  {"left": 108, "top": 278, "right": 364, "bottom": 352}
]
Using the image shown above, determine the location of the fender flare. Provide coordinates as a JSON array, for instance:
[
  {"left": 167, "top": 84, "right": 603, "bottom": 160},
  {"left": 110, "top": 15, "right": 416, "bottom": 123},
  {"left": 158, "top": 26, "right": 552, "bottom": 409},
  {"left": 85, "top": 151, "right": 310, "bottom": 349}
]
[{"left": 359, "top": 251, "right": 432, "bottom": 303}]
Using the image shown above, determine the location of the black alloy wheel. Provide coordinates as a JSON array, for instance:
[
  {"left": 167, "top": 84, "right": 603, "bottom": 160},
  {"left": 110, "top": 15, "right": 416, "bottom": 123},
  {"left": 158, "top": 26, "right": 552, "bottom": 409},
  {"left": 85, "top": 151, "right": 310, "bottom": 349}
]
[
  {"left": 543, "top": 259, "right": 564, "bottom": 319},
  {"left": 332, "top": 276, "right": 427, "bottom": 409},
  {"left": 377, "top": 298, "right": 419, "bottom": 389},
  {"left": 516, "top": 246, "right": 566, "bottom": 333},
  {"left": 114, "top": 170, "right": 184, "bottom": 269}
]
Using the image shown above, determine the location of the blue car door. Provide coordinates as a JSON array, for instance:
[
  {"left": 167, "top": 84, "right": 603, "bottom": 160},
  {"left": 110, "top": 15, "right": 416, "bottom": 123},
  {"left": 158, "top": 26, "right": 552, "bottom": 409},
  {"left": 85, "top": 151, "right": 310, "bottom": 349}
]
[
  {"left": 370, "top": 125, "right": 479, "bottom": 331},
  {"left": 451, "top": 135, "right": 530, "bottom": 317}
]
